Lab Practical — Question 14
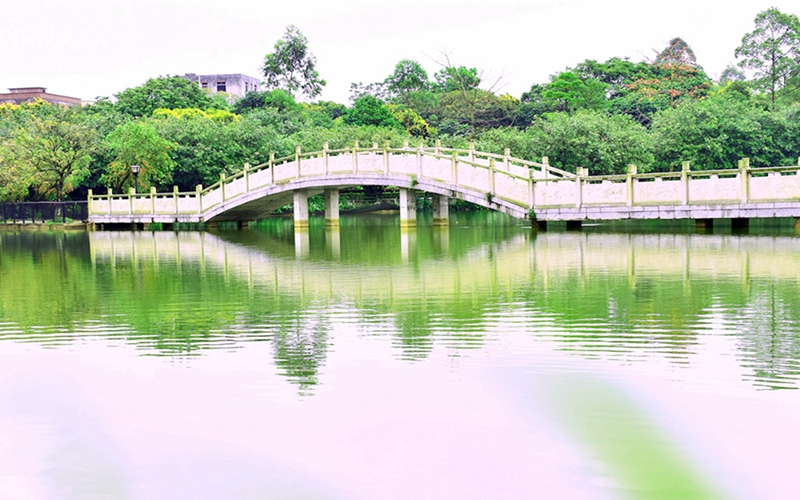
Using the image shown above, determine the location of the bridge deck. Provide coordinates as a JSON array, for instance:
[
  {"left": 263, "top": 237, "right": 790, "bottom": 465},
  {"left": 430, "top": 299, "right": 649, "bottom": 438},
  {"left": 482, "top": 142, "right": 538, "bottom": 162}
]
[{"left": 88, "top": 146, "right": 800, "bottom": 225}]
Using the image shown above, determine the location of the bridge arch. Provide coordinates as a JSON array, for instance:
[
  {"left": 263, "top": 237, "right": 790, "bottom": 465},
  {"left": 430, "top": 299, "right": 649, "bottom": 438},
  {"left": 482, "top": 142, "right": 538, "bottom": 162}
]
[{"left": 89, "top": 145, "right": 571, "bottom": 226}]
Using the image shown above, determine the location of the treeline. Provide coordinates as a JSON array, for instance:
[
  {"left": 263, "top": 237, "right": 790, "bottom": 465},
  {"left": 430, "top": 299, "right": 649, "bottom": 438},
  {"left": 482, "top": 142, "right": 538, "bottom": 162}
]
[{"left": 1, "top": 7, "right": 799, "bottom": 202}]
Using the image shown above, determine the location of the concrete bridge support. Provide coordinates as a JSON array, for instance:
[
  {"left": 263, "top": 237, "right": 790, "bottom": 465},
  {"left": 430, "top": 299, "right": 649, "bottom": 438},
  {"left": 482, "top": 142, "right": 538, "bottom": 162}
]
[
  {"left": 432, "top": 194, "right": 449, "bottom": 226},
  {"left": 399, "top": 188, "right": 417, "bottom": 227},
  {"left": 532, "top": 220, "right": 548, "bottom": 231},
  {"left": 732, "top": 218, "right": 749, "bottom": 234},
  {"left": 566, "top": 220, "right": 582, "bottom": 231},
  {"left": 293, "top": 190, "right": 309, "bottom": 229},
  {"left": 324, "top": 189, "right": 340, "bottom": 227},
  {"left": 696, "top": 219, "right": 713, "bottom": 233}
]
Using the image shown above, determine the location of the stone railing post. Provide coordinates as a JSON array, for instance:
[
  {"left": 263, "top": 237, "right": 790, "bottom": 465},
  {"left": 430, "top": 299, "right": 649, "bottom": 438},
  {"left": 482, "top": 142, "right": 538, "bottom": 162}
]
[
  {"left": 108, "top": 189, "right": 113, "bottom": 215},
  {"left": 451, "top": 151, "right": 458, "bottom": 184},
  {"left": 269, "top": 153, "right": 275, "bottom": 184},
  {"left": 739, "top": 158, "right": 750, "bottom": 204},
  {"left": 352, "top": 141, "right": 359, "bottom": 173},
  {"left": 626, "top": 164, "right": 637, "bottom": 207},
  {"left": 469, "top": 142, "right": 475, "bottom": 162},
  {"left": 488, "top": 158, "right": 496, "bottom": 195},
  {"left": 542, "top": 157, "right": 549, "bottom": 179},
  {"left": 87, "top": 189, "right": 93, "bottom": 215},
  {"left": 129, "top": 187, "right": 134, "bottom": 214},
  {"left": 575, "top": 167, "right": 586, "bottom": 208},
  {"left": 244, "top": 163, "right": 250, "bottom": 192},
  {"left": 220, "top": 174, "right": 226, "bottom": 202},
  {"left": 383, "top": 142, "right": 390, "bottom": 174},
  {"left": 150, "top": 186, "right": 156, "bottom": 214},
  {"left": 173, "top": 186, "right": 179, "bottom": 214},
  {"left": 528, "top": 169, "right": 536, "bottom": 208},
  {"left": 435, "top": 139, "right": 441, "bottom": 155},
  {"left": 504, "top": 148, "right": 510, "bottom": 171},
  {"left": 417, "top": 143, "right": 423, "bottom": 177},
  {"left": 295, "top": 146, "right": 302, "bottom": 178},
  {"left": 196, "top": 185, "right": 203, "bottom": 213},
  {"left": 681, "top": 161, "right": 690, "bottom": 205},
  {"left": 323, "top": 142, "right": 329, "bottom": 174}
]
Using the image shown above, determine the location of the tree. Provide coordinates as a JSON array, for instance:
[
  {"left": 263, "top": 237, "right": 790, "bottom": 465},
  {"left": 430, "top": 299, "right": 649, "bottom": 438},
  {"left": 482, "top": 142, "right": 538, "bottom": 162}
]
[
  {"left": 541, "top": 71, "right": 608, "bottom": 113},
  {"left": 115, "top": 76, "right": 218, "bottom": 117},
  {"left": 433, "top": 66, "right": 481, "bottom": 93},
  {"left": 526, "top": 110, "right": 653, "bottom": 175},
  {"left": 719, "top": 64, "right": 747, "bottom": 84},
  {"left": 0, "top": 107, "right": 97, "bottom": 201},
  {"left": 735, "top": 8, "right": 800, "bottom": 106},
  {"left": 0, "top": 149, "right": 34, "bottom": 201},
  {"left": 385, "top": 60, "right": 430, "bottom": 105},
  {"left": 431, "top": 52, "right": 504, "bottom": 137},
  {"left": 262, "top": 25, "right": 326, "bottom": 100},
  {"left": 341, "top": 95, "right": 402, "bottom": 129},
  {"left": 656, "top": 37, "right": 699, "bottom": 66},
  {"left": 102, "top": 121, "right": 175, "bottom": 191},
  {"left": 649, "top": 94, "right": 789, "bottom": 170}
]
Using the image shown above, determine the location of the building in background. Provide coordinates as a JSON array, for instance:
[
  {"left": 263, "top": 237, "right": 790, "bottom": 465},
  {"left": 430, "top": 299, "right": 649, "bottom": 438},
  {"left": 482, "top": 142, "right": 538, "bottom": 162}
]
[
  {"left": 0, "top": 87, "right": 82, "bottom": 107},
  {"left": 183, "top": 74, "right": 260, "bottom": 98}
]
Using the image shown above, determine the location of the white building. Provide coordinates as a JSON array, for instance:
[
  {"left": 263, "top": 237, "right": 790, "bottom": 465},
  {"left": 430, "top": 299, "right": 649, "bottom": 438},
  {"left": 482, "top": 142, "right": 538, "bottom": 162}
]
[{"left": 183, "top": 73, "right": 260, "bottom": 97}]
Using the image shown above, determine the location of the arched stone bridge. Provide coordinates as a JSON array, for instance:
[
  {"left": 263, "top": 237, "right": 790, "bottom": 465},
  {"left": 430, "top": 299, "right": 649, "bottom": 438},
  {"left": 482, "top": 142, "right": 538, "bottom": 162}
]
[{"left": 88, "top": 144, "right": 800, "bottom": 230}]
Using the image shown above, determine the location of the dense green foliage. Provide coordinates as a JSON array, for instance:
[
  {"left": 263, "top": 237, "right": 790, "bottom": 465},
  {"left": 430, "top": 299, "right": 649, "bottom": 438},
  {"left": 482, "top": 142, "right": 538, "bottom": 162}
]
[{"left": 2, "top": 9, "right": 800, "bottom": 202}]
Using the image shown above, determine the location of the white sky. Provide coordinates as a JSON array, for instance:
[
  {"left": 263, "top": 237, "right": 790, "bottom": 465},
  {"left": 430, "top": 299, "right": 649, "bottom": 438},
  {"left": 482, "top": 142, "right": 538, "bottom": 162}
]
[{"left": 1, "top": 0, "right": 796, "bottom": 104}]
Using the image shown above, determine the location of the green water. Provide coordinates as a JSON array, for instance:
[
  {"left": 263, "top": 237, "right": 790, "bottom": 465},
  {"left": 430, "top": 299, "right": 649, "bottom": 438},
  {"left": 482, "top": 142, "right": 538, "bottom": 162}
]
[{"left": 1, "top": 213, "right": 798, "bottom": 498}]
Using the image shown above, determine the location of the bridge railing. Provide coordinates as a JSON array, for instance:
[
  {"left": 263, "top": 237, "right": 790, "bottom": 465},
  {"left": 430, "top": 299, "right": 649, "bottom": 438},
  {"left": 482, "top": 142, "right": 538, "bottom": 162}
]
[
  {"left": 530, "top": 158, "right": 800, "bottom": 209},
  {"left": 88, "top": 143, "right": 800, "bottom": 221},
  {"left": 89, "top": 142, "right": 563, "bottom": 218}
]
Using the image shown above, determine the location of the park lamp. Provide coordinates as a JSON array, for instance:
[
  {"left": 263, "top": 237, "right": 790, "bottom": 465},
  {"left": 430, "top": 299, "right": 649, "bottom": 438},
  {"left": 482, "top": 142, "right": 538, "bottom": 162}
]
[{"left": 130, "top": 164, "right": 141, "bottom": 194}]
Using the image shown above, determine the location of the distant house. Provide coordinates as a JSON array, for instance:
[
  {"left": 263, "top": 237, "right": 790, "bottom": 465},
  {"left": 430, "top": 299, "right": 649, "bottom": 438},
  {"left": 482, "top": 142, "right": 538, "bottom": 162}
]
[
  {"left": 0, "top": 87, "right": 82, "bottom": 107},
  {"left": 183, "top": 74, "right": 260, "bottom": 98}
]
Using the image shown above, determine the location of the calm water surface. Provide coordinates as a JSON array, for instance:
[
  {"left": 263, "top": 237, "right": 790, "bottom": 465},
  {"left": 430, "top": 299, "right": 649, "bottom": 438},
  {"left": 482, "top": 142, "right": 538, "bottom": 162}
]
[{"left": 1, "top": 213, "right": 799, "bottom": 499}]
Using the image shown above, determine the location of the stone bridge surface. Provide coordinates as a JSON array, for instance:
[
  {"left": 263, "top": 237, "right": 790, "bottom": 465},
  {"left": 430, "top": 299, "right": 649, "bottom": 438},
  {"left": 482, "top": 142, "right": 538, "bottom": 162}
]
[{"left": 88, "top": 145, "right": 800, "bottom": 227}]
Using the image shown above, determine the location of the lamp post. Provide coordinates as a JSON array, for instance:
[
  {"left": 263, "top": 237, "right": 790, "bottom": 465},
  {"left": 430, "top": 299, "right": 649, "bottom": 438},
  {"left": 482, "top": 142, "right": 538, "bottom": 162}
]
[{"left": 130, "top": 164, "right": 141, "bottom": 194}]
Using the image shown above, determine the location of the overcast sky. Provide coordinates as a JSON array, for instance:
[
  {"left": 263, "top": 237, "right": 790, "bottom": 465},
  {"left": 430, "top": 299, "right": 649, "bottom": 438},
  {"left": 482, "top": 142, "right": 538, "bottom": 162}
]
[{"left": 1, "top": 0, "right": 797, "bottom": 104}]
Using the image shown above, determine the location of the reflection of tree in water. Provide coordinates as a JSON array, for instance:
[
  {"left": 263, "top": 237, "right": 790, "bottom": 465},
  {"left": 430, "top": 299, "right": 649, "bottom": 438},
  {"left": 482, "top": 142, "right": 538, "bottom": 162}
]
[
  {"left": 271, "top": 311, "right": 330, "bottom": 393},
  {"left": 735, "top": 286, "right": 800, "bottom": 390}
]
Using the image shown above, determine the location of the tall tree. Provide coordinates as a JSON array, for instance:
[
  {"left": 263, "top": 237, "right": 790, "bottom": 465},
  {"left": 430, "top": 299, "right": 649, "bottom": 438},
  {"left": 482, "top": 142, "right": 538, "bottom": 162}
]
[
  {"left": 541, "top": 71, "right": 608, "bottom": 113},
  {"left": 385, "top": 60, "right": 430, "bottom": 105},
  {"left": 0, "top": 107, "right": 97, "bottom": 201},
  {"left": 735, "top": 8, "right": 800, "bottom": 106},
  {"left": 262, "top": 25, "right": 326, "bottom": 100},
  {"left": 102, "top": 121, "right": 175, "bottom": 192}
]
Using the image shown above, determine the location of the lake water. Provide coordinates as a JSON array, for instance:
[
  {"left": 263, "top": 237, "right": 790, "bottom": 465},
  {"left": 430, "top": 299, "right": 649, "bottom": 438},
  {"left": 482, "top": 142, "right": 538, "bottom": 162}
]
[{"left": 1, "top": 213, "right": 799, "bottom": 499}]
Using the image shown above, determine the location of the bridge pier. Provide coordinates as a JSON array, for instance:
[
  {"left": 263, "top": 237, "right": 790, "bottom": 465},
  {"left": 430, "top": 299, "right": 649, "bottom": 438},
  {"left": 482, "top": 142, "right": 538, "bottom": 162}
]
[
  {"left": 532, "top": 220, "right": 548, "bottom": 231},
  {"left": 293, "top": 190, "right": 309, "bottom": 229},
  {"left": 566, "top": 220, "right": 582, "bottom": 231},
  {"left": 399, "top": 188, "right": 417, "bottom": 227},
  {"left": 731, "top": 218, "right": 749, "bottom": 234},
  {"left": 695, "top": 219, "right": 713, "bottom": 233},
  {"left": 324, "top": 189, "right": 340, "bottom": 227},
  {"left": 432, "top": 194, "right": 449, "bottom": 226}
]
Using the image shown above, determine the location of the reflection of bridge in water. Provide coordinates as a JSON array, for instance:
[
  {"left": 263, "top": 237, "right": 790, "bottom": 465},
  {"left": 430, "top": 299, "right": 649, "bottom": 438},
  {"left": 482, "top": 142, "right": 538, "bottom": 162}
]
[
  {"left": 89, "top": 229, "right": 800, "bottom": 289},
  {"left": 88, "top": 144, "right": 800, "bottom": 232},
  {"left": 88, "top": 229, "right": 800, "bottom": 389}
]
